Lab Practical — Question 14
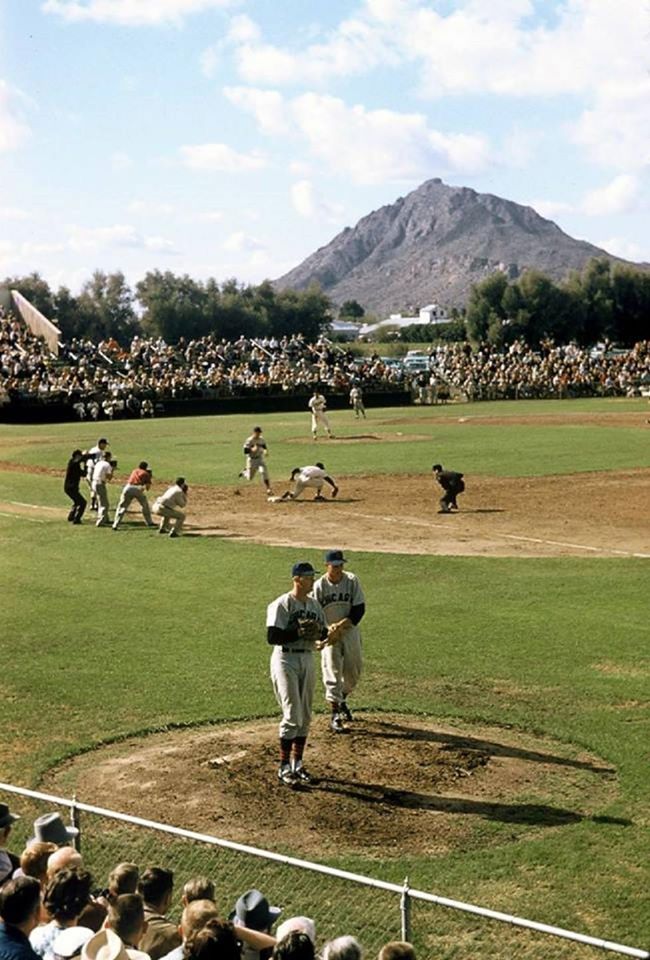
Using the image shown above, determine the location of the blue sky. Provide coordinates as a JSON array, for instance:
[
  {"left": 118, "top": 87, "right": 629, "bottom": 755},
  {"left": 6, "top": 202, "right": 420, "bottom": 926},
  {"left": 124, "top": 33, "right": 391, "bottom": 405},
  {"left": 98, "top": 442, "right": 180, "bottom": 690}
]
[{"left": 0, "top": 0, "right": 648, "bottom": 298}]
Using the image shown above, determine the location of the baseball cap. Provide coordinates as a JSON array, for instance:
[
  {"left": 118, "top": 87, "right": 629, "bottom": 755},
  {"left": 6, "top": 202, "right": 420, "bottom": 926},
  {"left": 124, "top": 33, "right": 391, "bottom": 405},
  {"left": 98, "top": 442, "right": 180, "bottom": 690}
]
[
  {"left": 292, "top": 561, "right": 316, "bottom": 577},
  {"left": 253, "top": 425, "right": 262, "bottom": 432},
  {"left": 324, "top": 549, "right": 346, "bottom": 565}
]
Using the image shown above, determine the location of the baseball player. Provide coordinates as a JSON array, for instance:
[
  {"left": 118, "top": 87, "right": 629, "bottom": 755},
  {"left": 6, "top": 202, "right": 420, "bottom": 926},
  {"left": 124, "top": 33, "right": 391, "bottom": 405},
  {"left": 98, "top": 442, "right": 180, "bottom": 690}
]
[
  {"left": 239, "top": 426, "right": 273, "bottom": 497},
  {"left": 92, "top": 450, "right": 115, "bottom": 527},
  {"left": 432, "top": 463, "right": 465, "bottom": 513},
  {"left": 308, "top": 390, "right": 333, "bottom": 440},
  {"left": 280, "top": 463, "right": 339, "bottom": 502},
  {"left": 349, "top": 385, "right": 366, "bottom": 419},
  {"left": 152, "top": 477, "right": 188, "bottom": 537},
  {"left": 64, "top": 449, "right": 88, "bottom": 524},
  {"left": 313, "top": 550, "right": 366, "bottom": 733},
  {"left": 266, "top": 561, "right": 328, "bottom": 785},
  {"left": 86, "top": 438, "right": 109, "bottom": 510},
  {"left": 112, "top": 461, "right": 155, "bottom": 529}
]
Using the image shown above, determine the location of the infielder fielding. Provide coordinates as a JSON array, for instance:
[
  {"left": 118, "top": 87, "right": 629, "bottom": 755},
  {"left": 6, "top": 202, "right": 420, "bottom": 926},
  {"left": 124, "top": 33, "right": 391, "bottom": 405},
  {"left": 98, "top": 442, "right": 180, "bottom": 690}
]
[
  {"left": 308, "top": 390, "right": 333, "bottom": 440},
  {"left": 112, "top": 461, "right": 155, "bottom": 529},
  {"left": 266, "top": 561, "right": 328, "bottom": 785},
  {"left": 313, "top": 550, "right": 366, "bottom": 733},
  {"left": 152, "top": 477, "right": 188, "bottom": 537},
  {"left": 280, "top": 463, "right": 339, "bottom": 502},
  {"left": 239, "top": 426, "right": 273, "bottom": 497},
  {"left": 432, "top": 463, "right": 465, "bottom": 513}
]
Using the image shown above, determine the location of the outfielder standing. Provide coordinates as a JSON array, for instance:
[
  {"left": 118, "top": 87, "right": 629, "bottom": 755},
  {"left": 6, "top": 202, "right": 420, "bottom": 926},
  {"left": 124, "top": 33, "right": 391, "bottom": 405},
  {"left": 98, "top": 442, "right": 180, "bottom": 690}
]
[
  {"left": 432, "top": 463, "right": 465, "bottom": 513},
  {"left": 112, "top": 461, "right": 155, "bottom": 529},
  {"left": 349, "top": 385, "right": 366, "bottom": 419},
  {"left": 266, "top": 561, "right": 328, "bottom": 785},
  {"left": 313, "top": 550, "right": 366, "bottom": 733},
  {"left": 308, "top": 389, "right": 333, "bottom": 440},
  {"left": 239, "top": 426, "right": 273, "bottom": 497}
]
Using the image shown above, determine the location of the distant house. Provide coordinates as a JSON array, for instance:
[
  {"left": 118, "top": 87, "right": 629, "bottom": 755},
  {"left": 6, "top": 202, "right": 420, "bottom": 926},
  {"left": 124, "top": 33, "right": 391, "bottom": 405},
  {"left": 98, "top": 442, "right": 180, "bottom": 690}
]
[{"left": 358, "top": 302, "right": 450, "bottom": 338}]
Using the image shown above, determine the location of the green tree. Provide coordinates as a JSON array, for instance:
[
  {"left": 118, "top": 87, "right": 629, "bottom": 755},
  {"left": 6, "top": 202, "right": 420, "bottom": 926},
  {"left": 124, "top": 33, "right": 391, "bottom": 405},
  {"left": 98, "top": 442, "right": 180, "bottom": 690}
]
[
  {"left": 137, "top": 271, "right": 208, "bottom": 341},
  {"left": 76, "top": 270, "right": 138, "bottom": 342},
  {"left": 465, "top": 272, "right": 509, "bottom": 343},
  {"left": 339, "top": 299, "right": 365, "bottom": 319}
]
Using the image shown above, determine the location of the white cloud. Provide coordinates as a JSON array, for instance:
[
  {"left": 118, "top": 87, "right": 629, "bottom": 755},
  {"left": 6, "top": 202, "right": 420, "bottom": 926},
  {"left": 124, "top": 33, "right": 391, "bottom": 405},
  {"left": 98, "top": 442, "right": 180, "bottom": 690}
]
[
  {"left": 193, "top": 209, "right": 224, "bottom": 222},
  {"left": 0, "top": 206, "right": 32, "bottom": 221},
  {"left": 0, "top": 80, "right": 31, "bottom": 153},
  {"left": 66, "top": 223, "right": 176, "bottom": 253},
  {"left": 179, "top": 142, "right": 266, "bottom": 172},
  {"left": 290, "top": 179, "right": 344, "bottom": 222},
  {"left": 572, "top": 80, "right": 650, "bottom": 170},
  {"left": 224, "top": 86, "right": 289, "bottom": 136},
  {"left": 111, "top": 151, "right": 132, "bottom": 171},
  {"left": 199, "top": 45, "right": 220, "bottom": 78},
  {"left": 41, "top": 0, "right": 236, "bottom": 27},
  {"left": 596, "top": 237, "right": 648, "bottom": 262},
  {"left": 128, "top": 199, "right": 175, "bottom": 215},
  {"left": 582, "top": 175, "right": 639, "bottom": 217},
  {"left": 222, "top": 231, "right": 265, "bottom": 253}
]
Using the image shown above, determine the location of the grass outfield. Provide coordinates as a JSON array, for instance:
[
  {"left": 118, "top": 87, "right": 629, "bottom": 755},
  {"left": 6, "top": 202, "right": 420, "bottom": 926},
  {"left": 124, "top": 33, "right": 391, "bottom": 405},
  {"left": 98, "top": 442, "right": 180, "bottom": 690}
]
[{"left": 2, "top": 399, "right": 650, "bottom": 952}]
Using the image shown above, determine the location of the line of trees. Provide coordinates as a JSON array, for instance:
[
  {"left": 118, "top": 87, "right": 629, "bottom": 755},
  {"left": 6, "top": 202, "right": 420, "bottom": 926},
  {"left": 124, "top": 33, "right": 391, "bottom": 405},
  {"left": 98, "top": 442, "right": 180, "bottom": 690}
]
[
  {"left": 465, "top": 258, "right": 650, "bottom": 347},
  {"left": 1, "top": 270, "right": 332, "bottom": 344}
]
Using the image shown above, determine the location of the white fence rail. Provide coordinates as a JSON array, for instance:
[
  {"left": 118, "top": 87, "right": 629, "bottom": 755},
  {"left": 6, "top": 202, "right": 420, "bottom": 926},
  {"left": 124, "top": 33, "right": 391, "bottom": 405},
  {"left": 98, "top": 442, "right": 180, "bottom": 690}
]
[{"left": 1, "top": 782, "right": 647, "bottom": 960}]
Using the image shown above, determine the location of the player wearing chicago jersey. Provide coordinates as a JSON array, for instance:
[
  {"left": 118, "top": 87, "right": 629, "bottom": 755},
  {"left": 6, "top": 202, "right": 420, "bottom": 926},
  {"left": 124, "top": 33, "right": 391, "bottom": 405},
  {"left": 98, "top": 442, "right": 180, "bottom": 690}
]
[{"left": 313, "top": 549, "right": 366, "bottom": 733}]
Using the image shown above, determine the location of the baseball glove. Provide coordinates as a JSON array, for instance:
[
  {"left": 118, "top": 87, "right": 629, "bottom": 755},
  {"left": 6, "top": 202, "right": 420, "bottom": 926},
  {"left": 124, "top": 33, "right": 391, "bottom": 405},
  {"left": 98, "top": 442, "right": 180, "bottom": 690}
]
[{"left": 296, "top": 617, "right": 322, "bottom": 644}]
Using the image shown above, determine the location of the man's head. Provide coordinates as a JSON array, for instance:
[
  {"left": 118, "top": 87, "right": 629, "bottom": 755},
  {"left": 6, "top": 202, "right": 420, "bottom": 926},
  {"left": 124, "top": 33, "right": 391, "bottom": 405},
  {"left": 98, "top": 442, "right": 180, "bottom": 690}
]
[
  {"left": 0, "top": 802, "right": 19, "bottom": 851},
  {"left": 324, "top": 549, "right": 346, "bottom": 583},
  {"left": 315, "top": 463, "right": 325, "bottom": 471},
  {"left": 71, "top": 449, "right": 84, "bottom": 461},
  {"left": 138, "top": 462, "right": 150, "bottom": 472},
  {"left": 20, "top": 841, "right": 58, "bottom": 884},
  {"left": 107, "top": 863, "right": 139, "bottom": 900},
  {"left": 0, "top": 876, "right": 41, "bottom": 934},
  {"left": 180, "top": 899, "right": 219, "bottom": 942},
  {"left": 106, "top": 894, "right": 147, "bottom": 946},
  {"left": 231, "top": 888, "right": 281, "bottom": 933},
  {"left": 97, "top": 439, "right": 108, "bottom": 450},
  {"left": 184, "top": 918, "right": 240, "bottom": 960},
  {"left": 252, "top": 427, "right": 262, "bottom": 436},
  {"left": 432, "top": 464, "right": 442, "bottom": 473},
  {"left": 137, "top": 867, "right": 174, "bottom": 912},
  {"left": 273, "top": 932, "right": 314, "bottom": 960},
  {"left": 181, "top": 877, "right": 215, "bottom": 907},
  {"left": 32, "top": 812, "right": 78, "bottom": 848},
  {"left": 291, "top": 562, "right": 316, "bottom": 596},
  {"left": 275, "top": 917, "right": 316, "bottom": 945},
  {"left": 47, "top": 845, "right": 84, "bottom": 879},
  {"left": 377, "top": 943, "right": 416, "bottom": 960}
]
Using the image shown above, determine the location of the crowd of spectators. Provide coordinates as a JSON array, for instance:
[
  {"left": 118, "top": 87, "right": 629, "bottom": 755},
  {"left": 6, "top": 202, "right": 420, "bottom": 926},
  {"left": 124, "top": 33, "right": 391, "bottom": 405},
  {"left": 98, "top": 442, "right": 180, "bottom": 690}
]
[
  {"left": 2, "top": 307, "right": 650, "bottom": 417},
  {"left": 0, "top": 805, "right": 416, "bottom": 960}
]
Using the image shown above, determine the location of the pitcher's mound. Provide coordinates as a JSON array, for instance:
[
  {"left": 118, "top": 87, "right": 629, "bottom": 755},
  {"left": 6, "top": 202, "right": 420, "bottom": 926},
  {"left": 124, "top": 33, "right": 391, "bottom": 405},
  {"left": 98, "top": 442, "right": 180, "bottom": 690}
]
[{"left": 44, "top": 713, "right": 616, "bottom": 859}]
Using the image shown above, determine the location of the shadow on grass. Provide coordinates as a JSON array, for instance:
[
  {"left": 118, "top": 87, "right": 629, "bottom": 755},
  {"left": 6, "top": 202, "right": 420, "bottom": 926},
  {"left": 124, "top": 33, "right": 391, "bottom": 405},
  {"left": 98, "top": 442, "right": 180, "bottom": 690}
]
[
  {"left": 356, "top": 720, "right": 616, "bottom": 775},
  {"left": 313, "top": 778, "right": 630, "bottom": 827}
]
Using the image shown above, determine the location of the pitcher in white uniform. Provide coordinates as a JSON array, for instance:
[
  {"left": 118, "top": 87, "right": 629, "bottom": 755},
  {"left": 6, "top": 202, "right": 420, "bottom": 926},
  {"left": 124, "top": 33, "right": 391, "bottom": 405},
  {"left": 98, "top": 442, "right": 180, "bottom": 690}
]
[{"left": 308, "top": 390, "right": 332, "bottom": 440}]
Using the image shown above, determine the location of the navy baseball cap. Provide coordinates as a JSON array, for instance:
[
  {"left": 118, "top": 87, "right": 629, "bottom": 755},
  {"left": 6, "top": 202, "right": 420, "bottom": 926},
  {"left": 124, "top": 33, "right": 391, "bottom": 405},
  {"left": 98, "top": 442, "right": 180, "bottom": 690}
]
[
  {"left": 324, "top": 549, "right": 346, "bottom": 565},
  {"left": 292, "top": 561, "right": 316, "bottom": 577}
]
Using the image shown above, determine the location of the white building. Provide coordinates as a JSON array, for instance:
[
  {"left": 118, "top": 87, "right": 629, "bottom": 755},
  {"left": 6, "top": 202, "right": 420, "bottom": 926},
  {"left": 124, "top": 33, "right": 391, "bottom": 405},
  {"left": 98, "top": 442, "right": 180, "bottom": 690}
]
[{"left": 358, "top": 303, "right": 450, "bottom": 338}]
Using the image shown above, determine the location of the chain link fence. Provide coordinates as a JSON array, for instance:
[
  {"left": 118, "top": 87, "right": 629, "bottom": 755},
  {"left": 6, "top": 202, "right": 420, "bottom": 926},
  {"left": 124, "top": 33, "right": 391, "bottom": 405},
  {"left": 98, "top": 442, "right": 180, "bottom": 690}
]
[{"left": 2, "top": 783, "right": 647, "bottom": 960}]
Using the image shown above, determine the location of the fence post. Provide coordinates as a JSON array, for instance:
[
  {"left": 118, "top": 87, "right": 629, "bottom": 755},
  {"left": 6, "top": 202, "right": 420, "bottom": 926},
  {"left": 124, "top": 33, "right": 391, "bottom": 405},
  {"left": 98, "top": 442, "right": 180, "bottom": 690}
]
[
  {"left": 400, "top": 876, "right": 411, "bottom": 943},
  {"left": 70, "top": 794, "right": 81, "bottom": 853}
]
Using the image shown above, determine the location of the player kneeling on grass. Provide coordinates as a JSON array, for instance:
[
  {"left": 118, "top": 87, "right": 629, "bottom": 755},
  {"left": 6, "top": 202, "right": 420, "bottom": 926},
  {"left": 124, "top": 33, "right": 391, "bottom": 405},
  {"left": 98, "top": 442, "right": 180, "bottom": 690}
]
[
  {"left": 152, "top": 478, "right": 188, "bottom": 538},
  {"left": 280, "top": 463, "right": 338, "bottom": 502},
  {"left": 432, "top": 463, "right": 465, "bottom": 514},
  {"left": 239, "top": 426, "right": 273, "bottom": 497},
  {"left": 266, "top": 561, "right": 328, "bottom": 787}
]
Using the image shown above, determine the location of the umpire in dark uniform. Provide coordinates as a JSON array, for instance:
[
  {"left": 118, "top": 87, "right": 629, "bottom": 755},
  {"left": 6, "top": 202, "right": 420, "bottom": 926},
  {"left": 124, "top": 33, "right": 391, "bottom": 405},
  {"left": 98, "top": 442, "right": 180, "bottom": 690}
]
[
  {"left": 64, "top": 449, "right": 88, "bottom": 524},
  {"left": 432, "top": 463, "right": 465, "bottom": 514}
]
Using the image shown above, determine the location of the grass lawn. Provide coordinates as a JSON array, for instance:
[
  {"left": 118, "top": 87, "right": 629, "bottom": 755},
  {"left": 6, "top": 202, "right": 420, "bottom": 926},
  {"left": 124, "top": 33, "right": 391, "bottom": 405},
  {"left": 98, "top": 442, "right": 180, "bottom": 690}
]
[{"left": 2, "top": 398, "right": 650, "bottom": 957}]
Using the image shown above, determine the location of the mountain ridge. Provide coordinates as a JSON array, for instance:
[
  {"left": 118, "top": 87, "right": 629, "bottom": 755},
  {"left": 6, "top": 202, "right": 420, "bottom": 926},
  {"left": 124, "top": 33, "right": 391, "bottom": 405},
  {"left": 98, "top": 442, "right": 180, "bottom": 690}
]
[{"left": 275, "top": 178, "right": 635, "bottom": 315}]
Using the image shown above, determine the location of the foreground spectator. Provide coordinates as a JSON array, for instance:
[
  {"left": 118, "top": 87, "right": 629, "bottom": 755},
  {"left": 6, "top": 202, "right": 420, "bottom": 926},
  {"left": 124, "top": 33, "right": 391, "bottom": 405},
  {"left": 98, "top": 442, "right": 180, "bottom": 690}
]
[
  {"left": 322, "top": 937, "right": 362, "bottom": 960},
  {"left": 98, "top": 866, "right": 139, "bottom": 909},
  {"left": 137, "top": 871, "right": 180, "bottom": 960},
  {"left": 179, "top": 881, "right": 214, "bottom": 910},
  {"left": 30, "top": 869, "right": 93, "bottom": 960},
  {"left": 51, "top": 927, "right": 93, "bottom": 960},
  {"left": 271, "top": 923, "right": 313, "bottom": 949},
  {"left": 230, "top": 890, "right": 280, "bottom": 960},
  {"left": 159, "top": 900, "right": 218, "bottom": 960},
  {"left": 377, "top": 944, "right": 415, "bottom": 960},
  {"left": 184, "top": 919, "right": 240, "bottom": 960},
  {"left": 30, "top": 818, "right": 78, "bottom": 852},
  {"left": 19, "top": 847, "right": 57, "bottom": 888},
  {"left": 105, "top": 895, "right": 148, "bottom": 960},
  {"left": 0, "top": 876, "right": 42, "bottom": 960},
  {"left": 271, "top": 933, "right": 313, "bottom": 960},
  {"left": 0, "top": 804, "right": 21, "bottom": 886}
]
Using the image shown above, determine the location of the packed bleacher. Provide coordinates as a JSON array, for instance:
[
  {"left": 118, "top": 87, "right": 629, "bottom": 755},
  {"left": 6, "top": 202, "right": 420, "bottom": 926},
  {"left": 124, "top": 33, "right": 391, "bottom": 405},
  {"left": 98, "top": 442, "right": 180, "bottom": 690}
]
[
  {"left": 2, "top": 306, "right": 650, "bottom": 417},
  {"left": 0, "top": 805, "right": 415, "bottom": 960}
]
